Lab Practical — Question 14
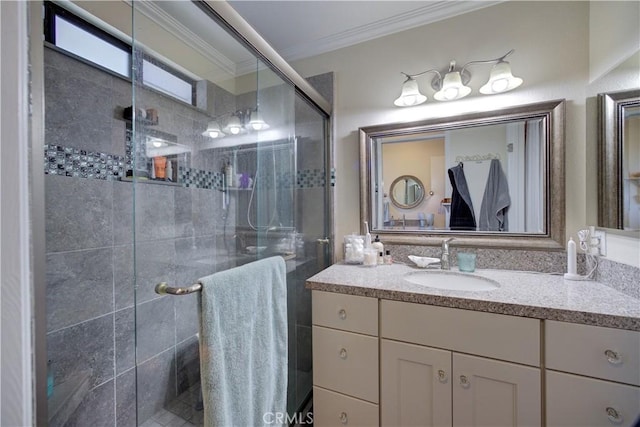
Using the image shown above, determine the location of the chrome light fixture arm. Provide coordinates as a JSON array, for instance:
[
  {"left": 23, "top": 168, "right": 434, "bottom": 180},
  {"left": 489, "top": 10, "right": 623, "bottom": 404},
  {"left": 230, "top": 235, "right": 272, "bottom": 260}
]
[{"left": 459, "top": 49, "right": 515, "bottom": 76}]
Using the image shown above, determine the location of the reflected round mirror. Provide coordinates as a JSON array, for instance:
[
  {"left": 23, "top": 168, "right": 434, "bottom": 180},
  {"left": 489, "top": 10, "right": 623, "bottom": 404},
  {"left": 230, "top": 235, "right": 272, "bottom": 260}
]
[{"left": 390, "top": 175, "right": 425, "bottom": 209}]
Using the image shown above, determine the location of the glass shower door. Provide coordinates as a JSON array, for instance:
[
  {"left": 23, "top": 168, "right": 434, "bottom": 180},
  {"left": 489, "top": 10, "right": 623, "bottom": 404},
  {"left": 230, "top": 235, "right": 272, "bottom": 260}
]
[{"left": 129, "top": 2, "right": 331, "bottom": 426}]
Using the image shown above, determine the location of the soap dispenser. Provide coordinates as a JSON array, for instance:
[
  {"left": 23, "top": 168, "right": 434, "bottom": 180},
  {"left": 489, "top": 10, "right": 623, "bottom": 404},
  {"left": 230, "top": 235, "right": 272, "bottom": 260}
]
[{"left": 372, "top": 235, "right": 384, "bottom": 264}]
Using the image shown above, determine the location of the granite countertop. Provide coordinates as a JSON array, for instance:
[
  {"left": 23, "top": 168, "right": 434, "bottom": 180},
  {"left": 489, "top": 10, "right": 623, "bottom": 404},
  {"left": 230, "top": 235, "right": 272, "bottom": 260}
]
[{"left": 305, "top": 263, "right": 640, "bottom": 331}]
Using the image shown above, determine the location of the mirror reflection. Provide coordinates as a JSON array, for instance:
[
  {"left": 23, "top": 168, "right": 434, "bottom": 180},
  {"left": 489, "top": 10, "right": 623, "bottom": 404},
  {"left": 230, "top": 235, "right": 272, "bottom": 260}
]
[
  {"left": 624, "top": 105, "right": 640, "bottom": 230},
  {"left": 389, "top": 175, "right": 425, "bottom": 209},
  {"left": 360, "top": 99, "right": 565, "bottom": 248},
  {"left": 373, "top": 119, "right": 544, "bottom": 233},
  {"left": 598, "top": 89, "right": 640, "bottom": 231}
]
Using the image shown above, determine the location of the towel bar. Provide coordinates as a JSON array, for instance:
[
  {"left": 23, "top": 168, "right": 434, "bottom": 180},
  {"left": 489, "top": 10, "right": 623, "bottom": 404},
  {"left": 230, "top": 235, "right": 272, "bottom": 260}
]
[{"left": 155, "top": 282, "right": 202, "bottom": 295}]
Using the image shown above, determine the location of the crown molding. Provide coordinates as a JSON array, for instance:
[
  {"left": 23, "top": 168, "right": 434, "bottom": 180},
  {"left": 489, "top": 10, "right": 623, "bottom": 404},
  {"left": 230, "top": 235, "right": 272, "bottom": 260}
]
[
  {"left": 130, "top": 1, "right": 237, "bottom": 79},
  {"left": 279, "top": 1, "right": 504, "bottom": 63}
]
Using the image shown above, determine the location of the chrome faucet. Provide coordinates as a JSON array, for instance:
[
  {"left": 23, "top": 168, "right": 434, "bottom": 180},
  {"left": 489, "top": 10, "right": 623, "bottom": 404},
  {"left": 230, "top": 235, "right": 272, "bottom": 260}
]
[
  {"left": 441, "top": 238, "right": 454, "bottom": 270},
  {"left": 402, "top": 214, "right": 406, "bottom": 230}
]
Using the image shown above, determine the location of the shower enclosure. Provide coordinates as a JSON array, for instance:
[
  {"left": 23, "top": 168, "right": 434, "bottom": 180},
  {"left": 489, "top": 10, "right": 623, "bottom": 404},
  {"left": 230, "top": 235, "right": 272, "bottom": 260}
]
[{"left": 41, "top": 1, "right": 331, "bottom": 425}]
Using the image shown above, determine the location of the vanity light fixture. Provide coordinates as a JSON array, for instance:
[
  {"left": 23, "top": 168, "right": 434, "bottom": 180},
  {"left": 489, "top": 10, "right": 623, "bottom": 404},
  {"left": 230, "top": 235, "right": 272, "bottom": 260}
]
[{"left": 394, "top": 49, "right": 523, "bottom": 107}]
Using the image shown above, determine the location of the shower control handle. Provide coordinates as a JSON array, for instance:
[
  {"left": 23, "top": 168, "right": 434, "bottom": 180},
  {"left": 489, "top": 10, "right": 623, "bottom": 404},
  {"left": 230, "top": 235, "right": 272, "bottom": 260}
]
[{"left": 316, "top": 238, "right": 330, "bottom": 244}]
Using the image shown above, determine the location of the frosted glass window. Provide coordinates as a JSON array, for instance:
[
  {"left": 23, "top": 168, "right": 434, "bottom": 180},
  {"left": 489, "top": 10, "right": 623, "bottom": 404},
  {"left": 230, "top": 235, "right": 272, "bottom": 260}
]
[
  {"left": 55, "top": 16, "right": 130, "bottom": 78},
  {"left": 142, "top": 60, "right": 193, "bottom": 104}
]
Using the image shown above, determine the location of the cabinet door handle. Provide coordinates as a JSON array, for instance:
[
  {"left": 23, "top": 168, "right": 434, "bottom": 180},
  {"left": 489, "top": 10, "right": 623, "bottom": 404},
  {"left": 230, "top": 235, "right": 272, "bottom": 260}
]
[
  {"left": 437, "top": 369, "right": 448, "bottom": 383},
  {"left": 606, "top": 407, "right": 623, "bottom": 424},
  {"left": 338, "top": 308, "right": 347, "bottom": 320},
  {"left": 339, "top": 411, "right": 348, "bottom": 424},
  {"left": 604, "top": 349, "right": 622, "bottom": 365},
  {"left": 339, "top": 348, "right": 348, "bottom": 359},
  {"left": 459, "top": 375, "right": 470, "bottom": 388}
]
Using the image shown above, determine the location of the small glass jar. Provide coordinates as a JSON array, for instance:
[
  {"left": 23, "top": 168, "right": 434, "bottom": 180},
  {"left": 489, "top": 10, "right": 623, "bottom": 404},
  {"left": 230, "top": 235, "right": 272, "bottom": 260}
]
[
  {"left": 344, "top": 234, "right": 365, "bottom": 264},
  {"left": 363, "top": 248, "right": 378, "bottom": 267},
  {"left": 457, "top": 252, "right": 477, "bottom": 272}
]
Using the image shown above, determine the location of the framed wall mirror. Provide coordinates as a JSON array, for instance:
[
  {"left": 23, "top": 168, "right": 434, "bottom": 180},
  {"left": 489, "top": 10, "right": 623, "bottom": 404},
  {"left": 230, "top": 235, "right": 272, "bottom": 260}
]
[
  {"left": 359, "top": 99, "right": 565, "bottom": 249},
  {"left": 598, "top": 89, "right": 640, "bottom": 233}
]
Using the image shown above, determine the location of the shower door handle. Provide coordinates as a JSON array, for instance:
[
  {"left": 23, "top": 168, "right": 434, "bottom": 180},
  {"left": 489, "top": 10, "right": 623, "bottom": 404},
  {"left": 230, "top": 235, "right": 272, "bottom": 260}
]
[{"left": 316, "top": 238, "right": 330, "bottom": 244}]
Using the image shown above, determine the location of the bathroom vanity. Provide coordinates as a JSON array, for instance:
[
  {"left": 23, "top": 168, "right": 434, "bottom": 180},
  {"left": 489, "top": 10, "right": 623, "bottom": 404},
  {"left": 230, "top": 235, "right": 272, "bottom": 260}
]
[{"left": 307, "top": 263, "right": 640, "bottom": 427}]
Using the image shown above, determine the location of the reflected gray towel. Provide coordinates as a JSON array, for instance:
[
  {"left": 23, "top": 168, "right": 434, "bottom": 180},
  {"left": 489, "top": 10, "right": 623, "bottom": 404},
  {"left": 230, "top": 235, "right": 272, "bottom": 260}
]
[
  {"left": 198, "top": 257, "right": 288, "bottom": 427},
  {"left": 479, "top": 158, "right": 511, "bottom": 231}
]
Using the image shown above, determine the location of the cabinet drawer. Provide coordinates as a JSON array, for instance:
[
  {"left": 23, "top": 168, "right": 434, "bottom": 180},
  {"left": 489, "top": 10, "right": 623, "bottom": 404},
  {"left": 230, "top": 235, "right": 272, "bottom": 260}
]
[
  {"left": 312, "top": 290, "right": 378, "bottom": 336},
  {"left": 313, "top": 386, "right": 379, "bottom": 427},
  {"left": 312, "top": 326, "right": 379, "bottom": 403},
  {"left": 546, "top": 370, "right": 640, "bottom": 427},
  {"left": 546, "top": 320, "right": 640, "bottom": 386},
  {"left": 381, "top": 301, "right": 540, "bottom": 366}
]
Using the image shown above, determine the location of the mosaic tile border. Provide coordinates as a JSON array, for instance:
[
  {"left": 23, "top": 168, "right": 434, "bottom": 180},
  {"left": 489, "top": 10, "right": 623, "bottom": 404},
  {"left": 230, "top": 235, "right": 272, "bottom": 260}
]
[
  {"left": 44, "top": 144, "right": 331, "bottom": 190},
  {"left": 44, "top": 144, "right": 125, "bottom": 180}
]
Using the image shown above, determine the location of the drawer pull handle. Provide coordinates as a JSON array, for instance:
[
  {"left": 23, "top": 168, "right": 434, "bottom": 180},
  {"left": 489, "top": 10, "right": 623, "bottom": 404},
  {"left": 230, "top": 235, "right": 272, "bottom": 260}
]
[
  {"left": 459, "top": 375, "right": 470, "bottom": 388},
  {"left": 606, "top": 407, "right": 623, "bottom": 424},
  {"left": 339, "top": 348, "right": 348, "bottom": 359},
  {"left": 437, "top": 369, "right": 448, "bottom": 382},
  {"left": 340, "top": 411, "right": 348, "bottom": 424},
  {"left": 338, "top": 309, "right": 347, "bottom": 320},
  {"left": 604, "top": 349, "right": 622, "bottom": 365}
]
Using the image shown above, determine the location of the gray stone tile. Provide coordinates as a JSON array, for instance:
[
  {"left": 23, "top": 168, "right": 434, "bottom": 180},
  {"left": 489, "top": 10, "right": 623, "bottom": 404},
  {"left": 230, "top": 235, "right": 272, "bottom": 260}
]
[
  {"left": 116, "top": 369, "right": 137, "bottom": 427},
  {"left": 63, "top": 380, "right": 115, "bottom": 427},
  {"left": 176, "top": 336, "right": 200, "bottom": 397},
  {"left": 113, "top": 244, "right": 135, "bottom": 310},
  {"left": 115, "top": 308, "right": 135, "bottom": 375},
  {"left": 46, "top": 247, "right": 114, "bottom": 332},
  {"left": 47, "top": 314, "right": 115, "bottom": 391},
  {"left": 113, "top": 180, "right": 134, "bottom": 247},
  {"left": 134, "top": 184, "right": 177, "bottom": 242},
  {"left": 114, "top": 240, "right": 177, "bottom": 310},
  {"left": 175, "top": 292, "right": 199, "bottom": 343},
  {"left": 306, "top": 71, "right": 334, "bottom": 106},
  {"left": 45, "top": 62, "right": 116, "bottom": 154},
  {"left": 136, "top": 349, "right": 177, "bottom": 423},
  {"left": 114, "top": 181, "right": 183, "bottom": 246},
  {"left": 136, "top": 297, "right": 176, "bottom": 363},
  {"left": 190, "top": 187, "right": 222, "bottom": 237},
  {"left": 174, "top": 186, "right": 195, "bottom": 239},
  {"left": 45, "top": 174, "right": 114, "bottom": 252}
]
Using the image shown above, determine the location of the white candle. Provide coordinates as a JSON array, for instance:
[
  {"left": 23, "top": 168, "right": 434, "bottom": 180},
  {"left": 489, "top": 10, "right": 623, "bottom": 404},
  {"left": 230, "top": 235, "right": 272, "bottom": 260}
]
[{"left": 567, "top": 237, "right": 577, "bottom": 275}]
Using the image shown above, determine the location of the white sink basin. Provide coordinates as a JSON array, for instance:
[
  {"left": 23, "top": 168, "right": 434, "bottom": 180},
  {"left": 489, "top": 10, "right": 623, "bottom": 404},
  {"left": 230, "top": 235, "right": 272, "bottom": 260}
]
[{"left": 404, "top": 270, "right": 499, "bottom": 292}]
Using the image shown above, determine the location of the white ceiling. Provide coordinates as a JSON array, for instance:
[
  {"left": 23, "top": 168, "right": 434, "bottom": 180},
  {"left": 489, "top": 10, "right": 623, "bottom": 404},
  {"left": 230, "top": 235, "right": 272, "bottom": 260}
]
[{"left": 227, "top": 1, "right": 502, "bottom": 62}]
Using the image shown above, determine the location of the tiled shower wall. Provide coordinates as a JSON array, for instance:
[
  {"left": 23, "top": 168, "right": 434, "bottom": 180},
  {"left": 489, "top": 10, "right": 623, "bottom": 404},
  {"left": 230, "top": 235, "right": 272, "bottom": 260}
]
[{"left": 44, "top": 45, "right": 333, "bottom": 425}]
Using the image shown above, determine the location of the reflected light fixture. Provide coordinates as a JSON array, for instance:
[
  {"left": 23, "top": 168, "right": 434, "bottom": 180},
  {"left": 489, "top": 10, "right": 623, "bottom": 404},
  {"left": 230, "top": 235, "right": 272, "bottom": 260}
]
[
  {"left": 394, "top": 49, "right": 523, "bottom": 107},
  {"left": 202, "top": 107, "right": 270, "bottom": 139},
  {"left": 249, "top": 110, "right": 269, "bottom": 131},
  {"left": 225, "top": 114, "right": 243, "bottom": 135},
  {"left": 202, "top": 120, "right": 224, "bottom": 138}
]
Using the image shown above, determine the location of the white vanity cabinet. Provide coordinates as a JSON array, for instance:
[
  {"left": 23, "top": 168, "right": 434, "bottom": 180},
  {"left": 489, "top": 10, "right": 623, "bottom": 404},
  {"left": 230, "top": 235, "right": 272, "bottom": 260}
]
[
  {"left": 380, "top": 300, "right": 541, "bottom": 427},
  {"left": 545, "top": 320, "right": 640, "bottom": 427},
  {"left": 312, "top": 291, "right": 379, "bottom": 427}
]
